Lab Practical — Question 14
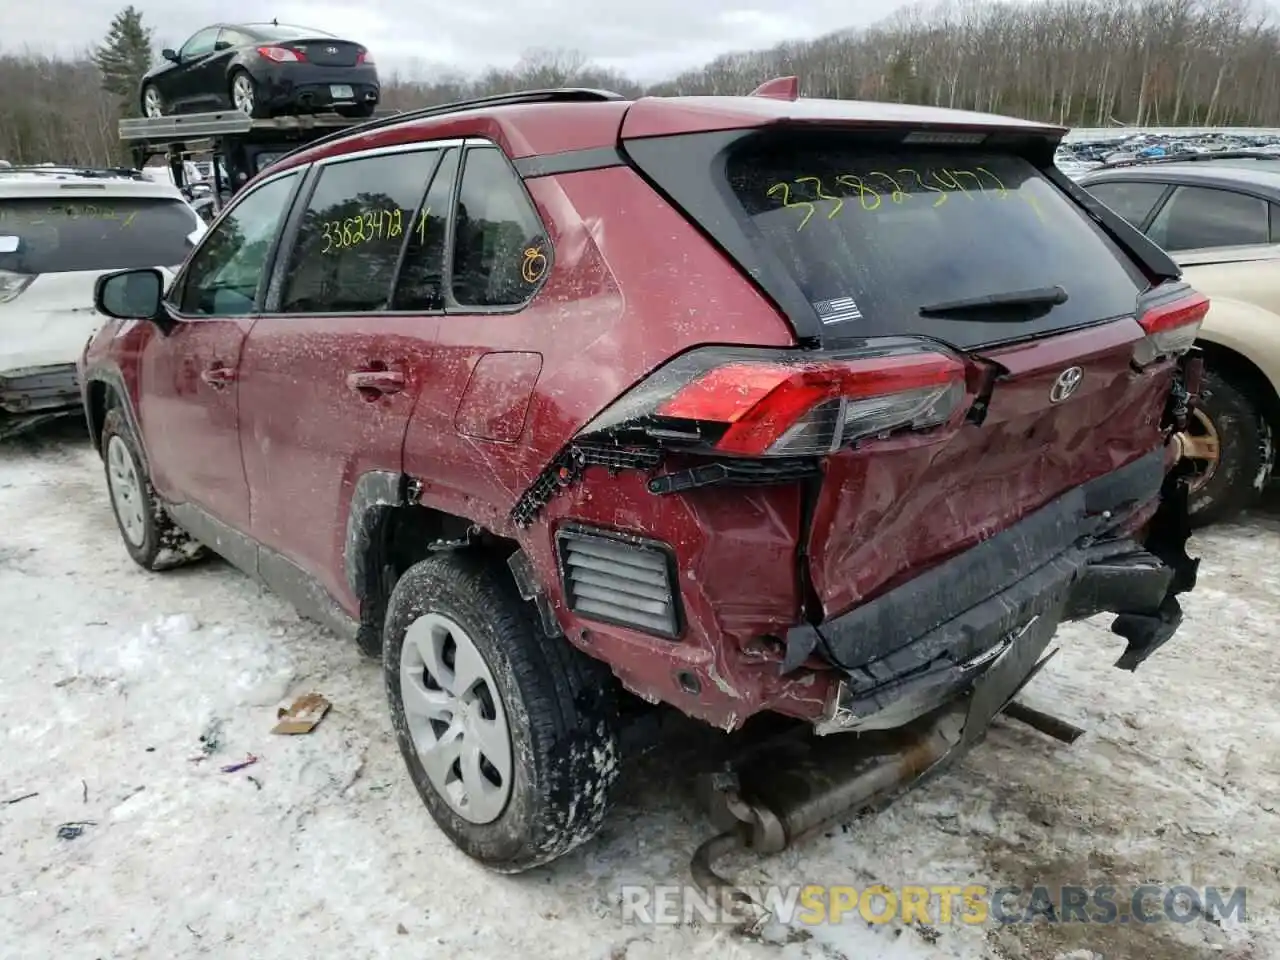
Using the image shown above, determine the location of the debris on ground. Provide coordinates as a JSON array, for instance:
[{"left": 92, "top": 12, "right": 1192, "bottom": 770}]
[
  {"left": 271, "top": 693, "right": 331, "bottom": 735},
  {"left": 56, "top": 821, "right": 95, "bottom": 840},
  {"left": 220, "top": 754, "right": 258, "bottom": 774},
  {"left": 4, "top": 791, "right": 37, "bottom": 805},
  {"left": 190, "top": 717, "right": 225, "bottom": 763}
]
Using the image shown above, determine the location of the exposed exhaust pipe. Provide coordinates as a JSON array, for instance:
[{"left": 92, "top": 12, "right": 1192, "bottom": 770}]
[
  {"left": 691, "top": 703, "right": 966, "bottom": 922},
  {"left": 691, "top": 692, "right": 1085, "bottom": 924}
]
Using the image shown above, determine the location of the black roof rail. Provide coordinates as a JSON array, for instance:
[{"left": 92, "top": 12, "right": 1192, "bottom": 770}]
[
  {"left": 1096, "top": 148, "right": 1280, "bottom": 170},
  {"left": 273, "top": 87, "right": 627, "bottom": 164},
  {"left": 0, "top": 164, "right": 148, "bottom": 180}
]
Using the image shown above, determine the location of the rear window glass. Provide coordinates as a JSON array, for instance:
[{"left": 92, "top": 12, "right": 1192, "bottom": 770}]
[
  {"left": 252, "top": 24, "right": 333, "bottom": 40},
  {"left": 0, "top": 197, "right": 198, "bottom": 275},
  {"left": 728, "top": 144, "right": 1144, "bottom": 346}
]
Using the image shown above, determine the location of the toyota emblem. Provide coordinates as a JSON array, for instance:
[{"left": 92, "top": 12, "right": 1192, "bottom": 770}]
[{"left": 1049, "top": 366, "right": 1083, "bottom": 403}]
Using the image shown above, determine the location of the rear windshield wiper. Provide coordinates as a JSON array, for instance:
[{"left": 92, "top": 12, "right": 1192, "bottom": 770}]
[{"left": 918, "top": 285, "right": 1068, "bottom": 318}]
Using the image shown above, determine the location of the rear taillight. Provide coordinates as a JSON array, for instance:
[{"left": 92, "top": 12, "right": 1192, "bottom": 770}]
[
  {"left": 257, "top": 45, "right": 305, "bottom": 63},
  {"left": 579, "top": 343, "right": 971, "bottom": 458},
  {"left": 1133, "top": 284, "right": 1209, "bottom": 367},
  {"left": 0, "top": 270, "right": 34, "bottom": 304},
  {"left": 356, "top": 48, "right": 373, "bottom": 65}
]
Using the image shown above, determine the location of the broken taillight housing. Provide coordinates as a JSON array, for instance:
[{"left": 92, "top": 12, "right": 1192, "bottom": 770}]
[
  {"left": 1132, "top": 283, "right": 1209, "bottom": 367},
  {"left": 578, "top": 341, "right": 972, "bottom": 458}
]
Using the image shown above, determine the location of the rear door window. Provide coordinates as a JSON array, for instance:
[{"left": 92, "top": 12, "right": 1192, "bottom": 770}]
[
  {"left": 1145, "top": 185, "right": 1269, "bottom": 251},
  {"left": 392, "top": 147, "right": 458, "bottom": 311},
  {"left": 450, "top": 146, "right": 548, "bottom": 308},
  {"left": 1084, "top": 180, "right": 1169, "bottom": 229},
  {"left": 728, "top": 141, "right": 1145, "bottom": 347},
  {"left": 0, "top": 197, "right": 199, "bottom": 274},
  {"left": 279, "top": 148, "right": 442, "bottom": 314}
]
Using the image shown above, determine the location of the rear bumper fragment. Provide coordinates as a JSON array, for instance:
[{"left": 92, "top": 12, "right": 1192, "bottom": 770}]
[{"left": 789, "top": 446, "right": 1198, "bottom": 734}]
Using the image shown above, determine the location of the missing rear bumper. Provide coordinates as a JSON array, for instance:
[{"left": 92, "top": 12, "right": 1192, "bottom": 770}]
[{"left": 796, "top": 448, "right": 1198, "bottom": 735}]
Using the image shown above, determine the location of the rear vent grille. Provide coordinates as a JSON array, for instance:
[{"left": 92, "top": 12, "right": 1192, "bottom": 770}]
[{"left": 557, "top": 528, "right": 682, "bottom": 639}]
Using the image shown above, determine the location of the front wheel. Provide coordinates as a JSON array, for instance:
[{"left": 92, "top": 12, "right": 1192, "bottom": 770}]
[
  {"left": 383, "top": 553, "right": 621, "bottom": 873},
  {"left": 100, "top": 407, "right": 206, "bottom": 570},
  {"left": 1182, "top": 370, "right": 1275, "bottom": 526}
]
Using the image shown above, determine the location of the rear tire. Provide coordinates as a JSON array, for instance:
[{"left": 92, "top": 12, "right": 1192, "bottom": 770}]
[
  {"left": 141, "top": 84, "right": 166, "bottom": 118},
  {"left": 229, "top": 69, "right": 264, "bottom": 118},
  {"left": 101, "top": 407, "right": 206, "bottom": 571},
  {"left": 1185, "top": 370, "right": 1275, "bottom": 526},
  {"left": 383, "top": 552, "right": 621, "bottom": 873}
]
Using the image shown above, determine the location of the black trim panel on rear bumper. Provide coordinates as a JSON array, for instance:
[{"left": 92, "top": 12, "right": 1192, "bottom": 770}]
[
  {"left": 0, "top": 363, "right": 79, "bottom": 415},
  {"left": 787, "top": 448, "right": 1199, "bottom": 730}
]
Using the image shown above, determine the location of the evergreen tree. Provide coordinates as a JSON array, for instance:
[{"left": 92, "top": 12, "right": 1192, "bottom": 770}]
[{"left": 93, "top": 6, "right": 154, "bottom": 105}]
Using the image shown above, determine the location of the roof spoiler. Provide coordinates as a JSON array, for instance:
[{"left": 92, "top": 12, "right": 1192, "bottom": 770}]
[{"left": 750, "top": 76, "right": 800, "bottom": 101}]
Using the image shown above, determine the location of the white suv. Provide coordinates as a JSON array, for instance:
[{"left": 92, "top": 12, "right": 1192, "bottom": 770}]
[{"left": 0, "top": 166, "right": 205, "bottom": 438}]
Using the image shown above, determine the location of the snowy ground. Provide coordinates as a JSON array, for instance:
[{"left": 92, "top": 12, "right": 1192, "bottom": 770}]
[{"left": 2, "top": 426, "right": 1278, "bottom": 960}]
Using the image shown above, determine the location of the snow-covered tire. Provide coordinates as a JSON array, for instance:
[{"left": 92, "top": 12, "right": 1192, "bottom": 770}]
[
  {"left": 100, "top": 407, "right": 206, "bottom": 571},
  {"left": 1186, "top": 371, "right": 1275, "bottom": 527},
  {"left": 383, "top": 552, "right": 621, "bottom": 873}
]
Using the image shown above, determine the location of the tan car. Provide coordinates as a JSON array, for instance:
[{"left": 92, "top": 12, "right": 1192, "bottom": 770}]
[{"left": 1080, "top": 155, "right": 1280, "bottom": 524}]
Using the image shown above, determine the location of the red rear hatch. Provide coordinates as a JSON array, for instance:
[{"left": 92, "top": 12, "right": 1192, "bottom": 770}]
[{"left": 615, "top": 117, "right": 1202, "bottom": 620}]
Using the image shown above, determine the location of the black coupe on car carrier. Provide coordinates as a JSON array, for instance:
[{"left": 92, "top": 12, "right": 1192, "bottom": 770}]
[{"left": 139, "top": 21, "right": 380, "bottom": 120}]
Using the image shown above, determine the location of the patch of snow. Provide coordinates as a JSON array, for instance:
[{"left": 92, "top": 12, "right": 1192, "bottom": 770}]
[{"left": 1, "top": 437, "right": 1278, "bottom": 959}]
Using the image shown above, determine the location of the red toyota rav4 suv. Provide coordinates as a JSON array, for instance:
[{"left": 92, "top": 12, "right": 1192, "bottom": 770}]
[{"left": 81, "top": 82, "right": 1203, "bottom": 873}]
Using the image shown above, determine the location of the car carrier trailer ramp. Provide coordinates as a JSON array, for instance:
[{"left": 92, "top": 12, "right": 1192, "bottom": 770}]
[
  {"left": 118, "top": 109, "right": 397, "bottom": 143},
  {"left": 118, "top": 108, "right": 401, "bottom": 215}
]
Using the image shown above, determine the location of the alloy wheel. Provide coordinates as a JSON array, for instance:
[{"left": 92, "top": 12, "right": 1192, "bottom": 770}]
[
  {"left": 232, "top": 75, "right": 256, "bottom": 116},
  {"left": 106, "top": 435, "right": 146, "bottom": 547},
  {"left": 399, "top": 612, "right": 514, "bottom": 824},
  {"left": 1178, "top": 407, "right": 1221, "bottom": 494}
]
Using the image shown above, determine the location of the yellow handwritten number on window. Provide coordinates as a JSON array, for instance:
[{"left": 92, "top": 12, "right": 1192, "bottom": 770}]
[
  {"left": 835, "top": 175, "right": 881, "bottom": 211},
  {"left": 795, "top": 176, "right": 844, "bottom": 220},
  {"left": 899, "top": 168, "right": 946, "bottom": 207},
  {"left": 868, "top": 172, "right": 906, "bottom": 203},
  {"left": 767, "top": 182, "right": 817, "bottom": 232}
]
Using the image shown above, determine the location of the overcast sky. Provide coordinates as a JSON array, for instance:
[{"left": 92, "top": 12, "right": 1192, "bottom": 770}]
[{"left": 4, "top": 0, "right": 929, "bottom": 82}]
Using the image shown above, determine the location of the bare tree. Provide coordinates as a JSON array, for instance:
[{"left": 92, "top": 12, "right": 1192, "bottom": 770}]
[{"left": 7, "top": 0, "right": 1280, "bottom": 166}]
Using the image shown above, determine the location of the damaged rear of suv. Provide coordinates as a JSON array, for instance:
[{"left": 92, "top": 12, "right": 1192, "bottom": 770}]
[
  {"left": 84, "top": 83, "right": 1202, "bottom": 875},
  {"left": 505, "top": 90, "right": 1201, "bottom": 861},
  {"left": 535, "top": 96, "right": 1202, "bottom": 733}
]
